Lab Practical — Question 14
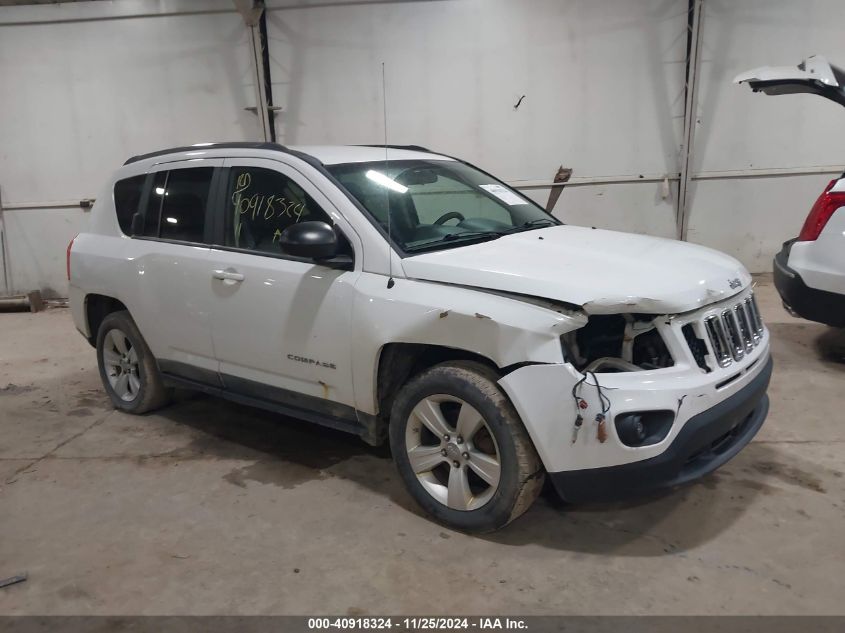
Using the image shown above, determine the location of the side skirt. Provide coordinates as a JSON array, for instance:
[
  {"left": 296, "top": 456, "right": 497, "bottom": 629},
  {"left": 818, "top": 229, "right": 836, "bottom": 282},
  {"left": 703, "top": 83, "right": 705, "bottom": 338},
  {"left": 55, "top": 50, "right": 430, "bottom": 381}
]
[{"left": 160, "top": 369, "right": 365, "bottom": 439}]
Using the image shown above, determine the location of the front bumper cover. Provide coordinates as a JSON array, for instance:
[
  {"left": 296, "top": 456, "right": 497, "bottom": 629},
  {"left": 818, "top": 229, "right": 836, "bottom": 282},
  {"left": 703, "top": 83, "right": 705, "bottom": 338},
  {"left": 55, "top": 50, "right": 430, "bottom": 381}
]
[
  {"left": 548, "top": 356, "right": 772, "bottom": 503},
  {"left": 774, "top": 239, "right": 845, "bottom": 327}
]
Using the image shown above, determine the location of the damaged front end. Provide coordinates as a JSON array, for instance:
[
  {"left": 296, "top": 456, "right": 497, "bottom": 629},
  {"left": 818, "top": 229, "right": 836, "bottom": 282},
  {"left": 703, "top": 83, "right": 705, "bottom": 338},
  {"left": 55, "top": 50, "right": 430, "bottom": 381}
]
[
  {"left": 560, "top": 290, "right": 765, "bottom": 376},
  {"left": 498, "top": 287, "right": 771, "bottom": 481},
  {"left": 561, "top": 313, "right": 675, "bottom": 373}
]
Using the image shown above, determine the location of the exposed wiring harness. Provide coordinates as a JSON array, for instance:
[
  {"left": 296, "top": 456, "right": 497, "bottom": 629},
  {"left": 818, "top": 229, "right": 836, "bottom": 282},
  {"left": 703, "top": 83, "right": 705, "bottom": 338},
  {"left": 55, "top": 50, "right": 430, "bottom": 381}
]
[
  {"left": 583, "top": 357, "right": 643, "bottom": 373},
  {"left": 570, "top": 371, "right": 613, "bottom": 444}
]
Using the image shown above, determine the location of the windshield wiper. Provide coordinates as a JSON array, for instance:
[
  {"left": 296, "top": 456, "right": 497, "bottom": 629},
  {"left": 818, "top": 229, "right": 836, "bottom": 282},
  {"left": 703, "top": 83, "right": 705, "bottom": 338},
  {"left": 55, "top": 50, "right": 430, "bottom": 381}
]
[
  {"left": 404, "top": 220, "right": 558, "bottom": 252},
  {"left": 406, "top": 230, "right": 505, "bottom": 252},
  {"left": 443, "top": 230, "right": 505, "bottom": 241},
  {"left": 505, "top": 218, "right": 558, "bottom": 233}
]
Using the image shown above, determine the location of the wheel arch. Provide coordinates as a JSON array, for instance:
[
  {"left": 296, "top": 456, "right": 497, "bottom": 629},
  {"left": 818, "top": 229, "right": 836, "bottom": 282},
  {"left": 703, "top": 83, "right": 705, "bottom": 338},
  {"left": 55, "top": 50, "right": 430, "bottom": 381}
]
[
  {"left": 84, "top": 294, "right": 128, "bottom": 346},
  {"left": 386, "top": 353, "right": 545, "bottom": 531},
  {"left": 374, "top": 342, "right": 501, "bottom": 423},
  {"left": 350, "top": 275, "right": 584, "bottom": 425}
]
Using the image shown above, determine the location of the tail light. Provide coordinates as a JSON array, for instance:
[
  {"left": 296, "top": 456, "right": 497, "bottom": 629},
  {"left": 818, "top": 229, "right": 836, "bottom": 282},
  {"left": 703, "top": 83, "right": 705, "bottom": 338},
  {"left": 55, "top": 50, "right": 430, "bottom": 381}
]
[
  {"left": 798, "top": 179, "right": 845, "bottom": 241},
  {"left": 66, "top": 234, "right": 77, "bottom": 281}
]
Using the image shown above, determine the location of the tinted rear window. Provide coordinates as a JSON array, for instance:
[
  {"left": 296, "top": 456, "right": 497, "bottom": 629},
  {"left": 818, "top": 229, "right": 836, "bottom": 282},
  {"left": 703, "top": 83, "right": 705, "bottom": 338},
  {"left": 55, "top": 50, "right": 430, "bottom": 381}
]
[
  {"left": 113, "top": 175, "right": 146, "bottom": 235},
  {"left": 142, "top": 168, "right": 214, "bottom": 243}
]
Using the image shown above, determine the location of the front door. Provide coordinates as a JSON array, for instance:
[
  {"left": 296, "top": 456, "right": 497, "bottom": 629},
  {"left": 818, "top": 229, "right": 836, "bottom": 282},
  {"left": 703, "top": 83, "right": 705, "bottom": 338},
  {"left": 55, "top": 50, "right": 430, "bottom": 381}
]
[{"left": 206, "top": 158, "right": 360, "bottom": 416}]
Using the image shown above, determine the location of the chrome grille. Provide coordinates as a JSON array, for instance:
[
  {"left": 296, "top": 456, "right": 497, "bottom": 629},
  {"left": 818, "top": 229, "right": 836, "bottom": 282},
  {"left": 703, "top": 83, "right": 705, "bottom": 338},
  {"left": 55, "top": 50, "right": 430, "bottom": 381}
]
[
  {"left": 746, "top": 295, "right": 764, "bottom": 337},
  {"left": 700, "top": 293, "right": 764, "bottom": 369},
  {"left": 722, "top": 309, "right": 745, "bottom": 361},
  {"left": 704, "top": 315, "right": 732, "bottom": 368},
  {"left": 734, "top": 304, "right": 755, "bottom": 353}
]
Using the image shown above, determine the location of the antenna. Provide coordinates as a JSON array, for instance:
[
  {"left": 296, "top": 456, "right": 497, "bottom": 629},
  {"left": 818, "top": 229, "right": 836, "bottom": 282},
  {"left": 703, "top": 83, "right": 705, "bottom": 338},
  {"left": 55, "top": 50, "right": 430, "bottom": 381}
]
[{"left": 382, "top": 61, "right": 395, "bottom": 289}]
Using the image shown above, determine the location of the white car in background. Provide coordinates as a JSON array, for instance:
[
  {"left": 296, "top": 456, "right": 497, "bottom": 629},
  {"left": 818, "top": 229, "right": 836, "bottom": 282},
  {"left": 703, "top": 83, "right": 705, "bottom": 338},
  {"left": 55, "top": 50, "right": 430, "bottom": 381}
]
[
  {"left": 68, "top": 143, "right": 771, "bottom": 532},
  {"left": 736, "top": 56, "right": 845, "bottom": 327}
]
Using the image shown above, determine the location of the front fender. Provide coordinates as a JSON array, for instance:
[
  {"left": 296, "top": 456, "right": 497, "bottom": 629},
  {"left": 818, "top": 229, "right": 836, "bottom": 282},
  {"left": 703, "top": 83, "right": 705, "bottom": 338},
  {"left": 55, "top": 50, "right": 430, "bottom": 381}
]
[{"left": 350, "top": 274, "right": 586, "bottom": 414}]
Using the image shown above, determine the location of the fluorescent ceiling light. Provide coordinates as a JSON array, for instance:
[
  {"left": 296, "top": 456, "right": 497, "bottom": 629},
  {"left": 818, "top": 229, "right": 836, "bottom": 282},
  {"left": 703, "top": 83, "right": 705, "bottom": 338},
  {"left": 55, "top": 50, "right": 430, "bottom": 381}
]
[
  {"left": 155, "top": 187, "right": 165, "bottom": 195},
  {"left": 366, "top": 170, "right": 408, "bottom": 193},
  {"left": 165, "top": 217, "right": 178, "bottom": 224}
]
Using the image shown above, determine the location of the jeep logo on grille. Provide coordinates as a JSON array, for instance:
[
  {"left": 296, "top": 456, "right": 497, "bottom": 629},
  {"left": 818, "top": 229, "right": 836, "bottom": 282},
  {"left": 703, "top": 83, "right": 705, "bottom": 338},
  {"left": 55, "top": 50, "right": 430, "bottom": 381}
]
[{"left": 728, "top": 278, "right": 742, "bottom": 289}]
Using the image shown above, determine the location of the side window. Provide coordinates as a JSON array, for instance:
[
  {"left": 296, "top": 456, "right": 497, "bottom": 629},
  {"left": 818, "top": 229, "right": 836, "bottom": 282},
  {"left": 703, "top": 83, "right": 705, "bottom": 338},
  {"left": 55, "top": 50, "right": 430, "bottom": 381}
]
[
  {"left": 158, "top": 168, "right": 214, "bottom": 243},
  {"left": 225, "top": 166, "right": 333, "bottom": 255},
  {"left": 113, "top": 175, "right": 146, "bottom": 235},
  {"left": 140, "top": 168, "right": 213, "bottom": 242}
]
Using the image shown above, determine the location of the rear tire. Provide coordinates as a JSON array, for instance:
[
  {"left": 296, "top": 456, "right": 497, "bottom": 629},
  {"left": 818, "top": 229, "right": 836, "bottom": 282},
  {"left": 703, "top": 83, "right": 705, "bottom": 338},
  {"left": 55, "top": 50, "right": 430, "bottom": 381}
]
[
  {"left": 389, "top": 361, "right": 544, "bottom": 532},
  {"left": 96, "top": 310, "right": 170, "bottom": 414}
]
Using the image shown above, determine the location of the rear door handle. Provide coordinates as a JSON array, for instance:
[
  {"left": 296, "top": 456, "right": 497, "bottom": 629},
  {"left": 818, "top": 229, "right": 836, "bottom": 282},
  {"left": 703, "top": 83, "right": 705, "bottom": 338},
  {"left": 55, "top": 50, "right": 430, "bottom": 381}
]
[{"left": 212, "top": 269, "right": 245, "bottom": 282}]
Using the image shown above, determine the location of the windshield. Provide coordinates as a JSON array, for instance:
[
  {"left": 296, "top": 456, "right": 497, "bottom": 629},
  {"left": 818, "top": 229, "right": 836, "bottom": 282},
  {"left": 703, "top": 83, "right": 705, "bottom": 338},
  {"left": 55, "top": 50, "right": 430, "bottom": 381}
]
[{"left": 326, "top": 159, "right": 560, "bottom": 253}]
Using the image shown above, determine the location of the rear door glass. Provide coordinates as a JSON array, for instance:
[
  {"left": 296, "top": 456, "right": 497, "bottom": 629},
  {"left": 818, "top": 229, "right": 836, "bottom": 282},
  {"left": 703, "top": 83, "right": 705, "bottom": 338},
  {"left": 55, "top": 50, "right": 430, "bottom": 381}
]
[{"left": 144, "top": 168, "right": 214, "bottom": 243}]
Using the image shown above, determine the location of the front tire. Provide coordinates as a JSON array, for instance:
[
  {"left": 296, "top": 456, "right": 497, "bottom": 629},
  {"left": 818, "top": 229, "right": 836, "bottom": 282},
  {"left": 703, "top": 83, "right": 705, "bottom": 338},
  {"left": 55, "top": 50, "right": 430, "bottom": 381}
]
[
  {"left": 389, "top": 361, "right": 544, "bottom": 532},
  {"left": 96, "top": 310, "right": 170, "bottom": 414}
]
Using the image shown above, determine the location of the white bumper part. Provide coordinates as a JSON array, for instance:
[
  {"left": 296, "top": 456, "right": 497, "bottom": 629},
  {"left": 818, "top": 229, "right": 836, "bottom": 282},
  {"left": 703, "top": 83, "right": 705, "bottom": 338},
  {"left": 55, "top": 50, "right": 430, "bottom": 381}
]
[
  {"left": 787, "top": 209, "right": 845, "bottom": 296},
  {"left": 499, "top": 290, "right": 771, "bottom": 475},
  {"left": 500, "top": 343, "right": 770, "bottom": 474}
]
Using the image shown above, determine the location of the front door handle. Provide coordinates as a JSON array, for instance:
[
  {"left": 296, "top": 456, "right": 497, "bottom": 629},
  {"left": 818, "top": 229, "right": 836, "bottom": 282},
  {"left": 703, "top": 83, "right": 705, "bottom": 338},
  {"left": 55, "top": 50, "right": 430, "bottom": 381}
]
[{"left": 212, "top": 269, "right": 245, "bottom": 282}]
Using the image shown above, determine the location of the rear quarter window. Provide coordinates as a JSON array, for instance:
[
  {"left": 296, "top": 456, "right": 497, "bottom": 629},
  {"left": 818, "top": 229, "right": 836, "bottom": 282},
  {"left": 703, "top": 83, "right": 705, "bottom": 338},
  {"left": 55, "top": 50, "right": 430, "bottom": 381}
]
[{"left": 113, "top": 175, "right": 146, "bottom": 235}]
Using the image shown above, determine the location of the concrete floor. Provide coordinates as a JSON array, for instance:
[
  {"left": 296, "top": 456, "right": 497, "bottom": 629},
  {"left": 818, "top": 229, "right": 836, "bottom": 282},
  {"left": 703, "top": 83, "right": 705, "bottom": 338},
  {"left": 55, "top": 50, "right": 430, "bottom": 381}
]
[{"left": 0, "top": 277, "right": 843, "bottom": 615}]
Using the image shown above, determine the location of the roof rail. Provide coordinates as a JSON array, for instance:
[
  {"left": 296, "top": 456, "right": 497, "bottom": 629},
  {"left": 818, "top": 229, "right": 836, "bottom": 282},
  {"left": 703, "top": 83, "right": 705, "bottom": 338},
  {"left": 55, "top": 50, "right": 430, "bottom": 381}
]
[
  {"left": 123, "top": 142, "right": 288, "bottom": 165},
  {"left": 356, "top": 144, "right": 432, "bottom": 153}
]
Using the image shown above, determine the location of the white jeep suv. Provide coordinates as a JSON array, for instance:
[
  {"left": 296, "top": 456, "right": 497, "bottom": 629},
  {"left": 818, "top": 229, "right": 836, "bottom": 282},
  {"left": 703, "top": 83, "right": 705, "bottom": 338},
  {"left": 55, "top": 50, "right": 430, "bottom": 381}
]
[{"left": 68, "top": 143, "right": 772, "bottom": 532}]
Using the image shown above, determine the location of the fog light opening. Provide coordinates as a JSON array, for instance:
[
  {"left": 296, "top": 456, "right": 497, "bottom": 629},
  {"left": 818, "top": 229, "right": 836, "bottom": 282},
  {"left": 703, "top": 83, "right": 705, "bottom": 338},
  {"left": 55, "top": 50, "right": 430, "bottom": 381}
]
[
  {"left": 617, "top": 414, "right": 647, "bottom": 445},
  {"left": 614, "top": 410, "right": 674, "bottom": 447}
]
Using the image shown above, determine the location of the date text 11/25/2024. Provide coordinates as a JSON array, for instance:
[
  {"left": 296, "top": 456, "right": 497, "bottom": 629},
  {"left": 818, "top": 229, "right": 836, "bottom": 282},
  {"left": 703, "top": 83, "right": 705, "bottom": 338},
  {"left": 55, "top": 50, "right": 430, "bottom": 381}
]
[{"left": 307, "top": 617, "right": 528, "bottom": 630}]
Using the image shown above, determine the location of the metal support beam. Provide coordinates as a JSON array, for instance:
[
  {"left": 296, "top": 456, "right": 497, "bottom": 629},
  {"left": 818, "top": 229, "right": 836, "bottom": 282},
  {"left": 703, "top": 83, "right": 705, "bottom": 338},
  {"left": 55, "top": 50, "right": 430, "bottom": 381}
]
[
  {"left": 234, "top": 0, "right": 274, "bottom": 142},
  {"left": 249, "top": 23, "right": 273, "bottom": 141},
  {"left": 677, "top": 0, "right": 704, "bottom": 240},
  {"left": 0, "top": 188, "right": 10, "bottom": 297}
]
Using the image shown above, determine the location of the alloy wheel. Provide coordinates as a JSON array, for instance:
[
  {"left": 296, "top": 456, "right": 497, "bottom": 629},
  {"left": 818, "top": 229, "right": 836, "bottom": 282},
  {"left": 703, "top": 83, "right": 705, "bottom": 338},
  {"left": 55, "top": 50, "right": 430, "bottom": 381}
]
[
  {"left": 102, "top": 328, "right": 141, "bottom": 402},
  {"left": 405, "top": 394, "right": 501, "bottom": 511}
]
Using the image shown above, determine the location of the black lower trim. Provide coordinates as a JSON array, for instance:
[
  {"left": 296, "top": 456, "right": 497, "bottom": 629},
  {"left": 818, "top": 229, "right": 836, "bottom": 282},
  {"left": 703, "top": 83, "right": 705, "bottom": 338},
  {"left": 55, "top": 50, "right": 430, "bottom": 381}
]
[
  {"left": 549, "top": 356, "right": 773, "bottom": 503},
  {"left": 159, "top": 362, "right": 363, "bottom": 438},
  {"left": 774, "top": 239, "right": 845, "bottom": 327},
  {"left": 221, "top": 373, "right": 359, "bottom": 427},
  {"left": 158, "top": 359, "right": 223, "bottom": 388}
]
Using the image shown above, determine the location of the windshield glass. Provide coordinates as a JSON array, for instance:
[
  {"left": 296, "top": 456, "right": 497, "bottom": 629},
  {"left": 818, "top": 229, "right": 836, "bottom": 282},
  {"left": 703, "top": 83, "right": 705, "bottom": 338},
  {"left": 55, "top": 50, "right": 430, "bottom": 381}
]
[{"left": 326, "top": 159, "right": 559, "bottom": 253}]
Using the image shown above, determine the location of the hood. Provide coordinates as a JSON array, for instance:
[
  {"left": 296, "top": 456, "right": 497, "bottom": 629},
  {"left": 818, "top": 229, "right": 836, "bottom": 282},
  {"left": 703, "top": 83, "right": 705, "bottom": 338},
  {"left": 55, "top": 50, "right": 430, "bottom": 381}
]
[{"left": 401, "top": 226, "right": 751, "bottom": 315}]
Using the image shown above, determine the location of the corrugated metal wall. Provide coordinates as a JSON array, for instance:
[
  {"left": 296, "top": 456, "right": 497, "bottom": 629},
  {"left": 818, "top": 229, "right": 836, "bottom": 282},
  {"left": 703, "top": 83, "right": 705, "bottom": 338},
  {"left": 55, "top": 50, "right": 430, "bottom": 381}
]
[
  {"left": 1, "top": 0, "right": 844, "bottom": 297},
  {"left": 0, "top": 0, "right": 254, "bottom": 297}
]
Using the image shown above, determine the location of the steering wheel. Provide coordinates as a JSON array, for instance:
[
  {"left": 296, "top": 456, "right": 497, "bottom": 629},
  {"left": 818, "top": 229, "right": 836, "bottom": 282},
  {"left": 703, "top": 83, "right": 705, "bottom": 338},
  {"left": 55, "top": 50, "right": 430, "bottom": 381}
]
[{"left": 433, "top": 211, "right": 466, "bottom": 225}]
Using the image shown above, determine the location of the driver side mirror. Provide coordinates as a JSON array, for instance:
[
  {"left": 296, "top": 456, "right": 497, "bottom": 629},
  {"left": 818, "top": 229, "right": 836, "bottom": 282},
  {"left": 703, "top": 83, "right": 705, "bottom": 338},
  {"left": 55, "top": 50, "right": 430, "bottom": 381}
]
[{"left": 278, "top": 221, "right": 338, "bottom": 260}]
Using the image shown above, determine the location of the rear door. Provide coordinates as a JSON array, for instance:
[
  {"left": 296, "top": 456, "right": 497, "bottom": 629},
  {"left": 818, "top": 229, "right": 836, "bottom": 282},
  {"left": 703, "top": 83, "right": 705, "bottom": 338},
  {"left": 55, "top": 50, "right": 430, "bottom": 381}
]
[
  {"left": 734, "top": 55, "right": 845, "bottom": 108},
  {"left": 129, "top": 160, "right": 222, "bottom": 384},
  {"left": 206, "top": 157, "right": 361, "bottom": 416}
]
